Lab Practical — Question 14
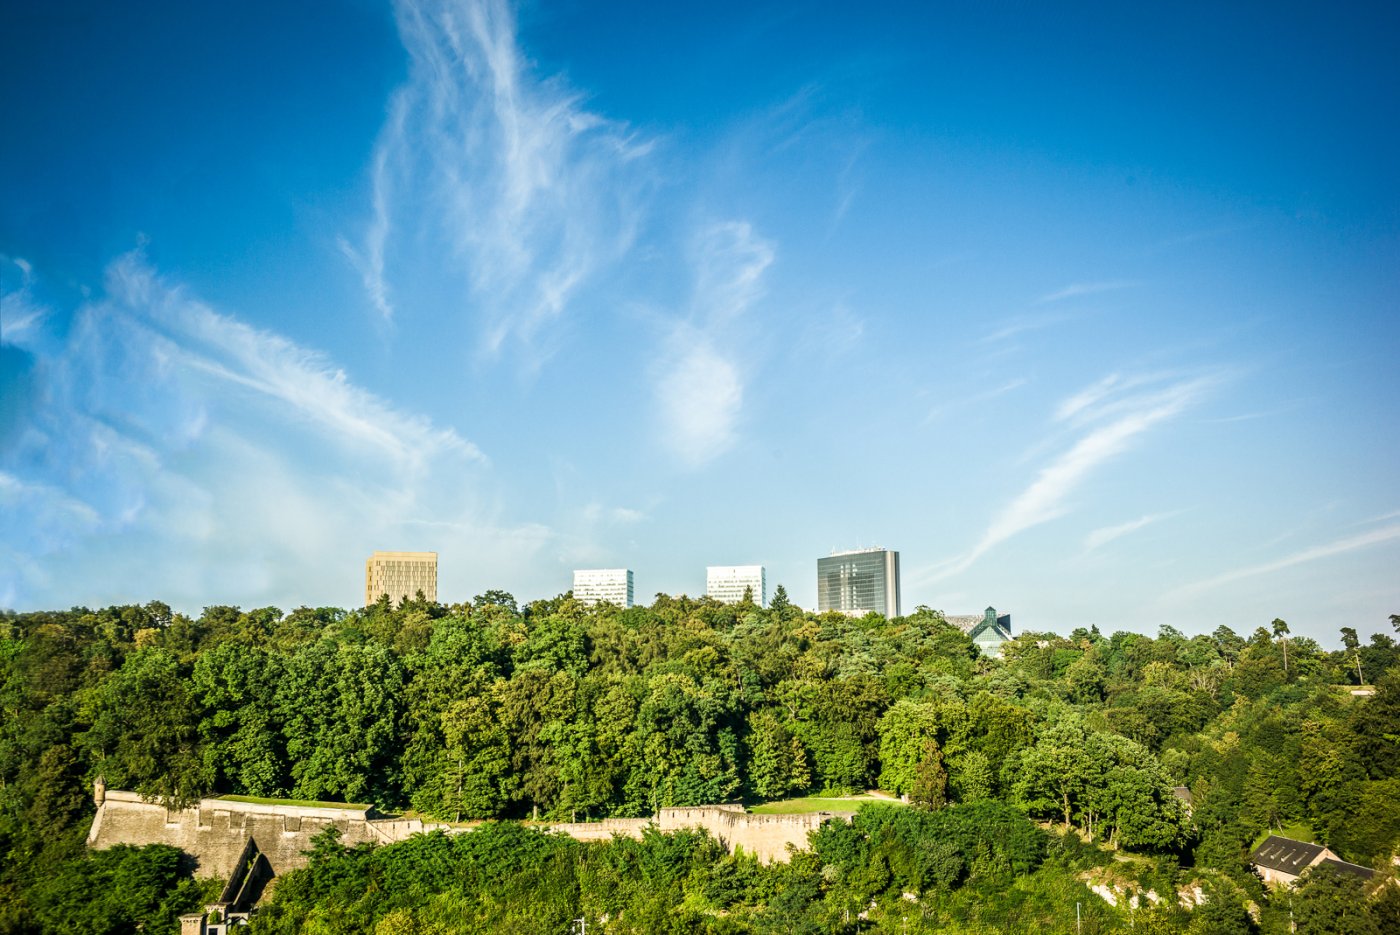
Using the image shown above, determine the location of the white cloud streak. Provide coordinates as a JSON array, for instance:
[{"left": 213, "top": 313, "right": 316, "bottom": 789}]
[
  {"left": 979, "top": 312, "right": 1072, "bottom": 344},
  {"left": 338, "top": 90, "right": 410, "bottom": 321},
  {"left": 343, "top": 1, "right": 775, "bottom": 468},
  {"left": 343, "top": 0, "right": 654, "bottom": 361},
  {"left": 934, "top": 373, "right": 1214, "bottom": 578},
  {"left": 105, "top": 254, "right": 483, "bottom": 472},
  {"left": 1174, "top": 524, "right": 1400, "bottom": 596},
  {"left": 1, "top": 257, "right": 46, "bottom": 343},
  {"left": 1084, "top": 511, "right": 1179, "bottom": 553},
  {"left": 654, "top": 222, "right": 774, "bottom": 468},
  {"left": 1034, "top": 280, "right": 1139, "bottom": 305},
  {"left": 0, "top": 254, "right": 552, "bottom": 612},
  {"left": 656, "top": 334, "right": 745, "bottom": 468},
  {"left": 925, "top": 379, "right": 1027, "bottom": 423}
]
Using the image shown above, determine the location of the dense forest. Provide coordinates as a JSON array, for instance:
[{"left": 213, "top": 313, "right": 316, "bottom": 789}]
[{"left": 2, "top": 591, "right": 1399, "bottom": 933}]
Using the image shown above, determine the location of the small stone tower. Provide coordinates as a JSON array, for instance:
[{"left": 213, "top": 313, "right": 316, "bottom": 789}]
[{"left": 94, "top": 775, "right": 106, "bottom": 807}]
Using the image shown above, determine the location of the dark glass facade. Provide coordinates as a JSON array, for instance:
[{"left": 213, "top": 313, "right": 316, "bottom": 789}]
[{"left": 816, "top": 549, "right": 900, "bottom": 617}]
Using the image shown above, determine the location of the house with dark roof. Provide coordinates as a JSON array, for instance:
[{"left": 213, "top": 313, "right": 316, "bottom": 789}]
[
  {"left": 1315, "top": 857, "right": 1377, "bottom": 882},
  {"left": 1252, "top": 836, "right": 1333, "bottom": 885},
  {"left": 1251, "top": 835, "right": 1377, "bottom": 886}
]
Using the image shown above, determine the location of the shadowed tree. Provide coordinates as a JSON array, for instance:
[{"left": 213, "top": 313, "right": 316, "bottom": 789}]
[
  {"left": 910, "top": 737, "right": 949, "bottom": 810},
  {"left": 1272, "top": 618, "right": 1291, "bottom": 677},
  {"left": 1293, "top": 865, "right": 1381, "bottom": 935},
  {"left": 1342, "top": 626, "right": 1364, "bottom": 685}
]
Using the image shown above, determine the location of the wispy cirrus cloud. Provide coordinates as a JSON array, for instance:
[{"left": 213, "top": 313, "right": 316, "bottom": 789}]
[
  {"left": 1171, "top": 524, "right": 1400, "bottom": 597},
  {"left": 1055, "top": 372, "right": 1171, "bottom": 423},
  {"left": 979, "top": 312, "right": 1073, "bottom": 344},
  {"left": 0, "top": 254, "right": 549, "bottom": 611},
  {"left": 104, "top": 253, "right": 483, "bottom": 472},
  {"left": 1149, "top": 224, "right": 1249, "bottom": 252},
  {"left": 929, "top": 372, "right": 1216, "bottom": 579},
  {"left": 924, "top": 379, "right": 1028, "bottom": 423},
  {"left": 654, "top": 221, "right": 774, "bottom": 468},
  {"left": 0, "top": 257, "right": 46, "bottom": 343},
  {"left": 341, "top": 0, "right": 655, "bottom": 362},
  {"left": 338, "top": 90, "right": 410, "bottom": 321},
  {"left": 1033, "top": 280, "right": 1139, "bottom": 305},
  {"left": 345, "top": 0, "right": 777, "bottom": 466},
  {"left": 1084, "top": 510, "right": 1181, "bottom": 553}
]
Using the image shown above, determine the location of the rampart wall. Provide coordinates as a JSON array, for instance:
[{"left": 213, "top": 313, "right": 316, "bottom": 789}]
[
  {"left": 86, "top": 791, "right": 440, "bottom": 878},
  {"left": 543, "top": 807, "right": 852, "bottom": 862},
  {"left": 541, "top": 817, "right": 650, "bottom": 843},
  {"left": 90, "top": 789, "right": 851, "bottom": 880},
  {"left": 657, "top": 806, "right": 851, "bottom": 863}
]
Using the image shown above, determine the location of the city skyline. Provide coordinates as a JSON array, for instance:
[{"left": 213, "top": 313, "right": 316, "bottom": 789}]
[{"left": 2, "top": 1, "right": 1397, "bottom": 642}]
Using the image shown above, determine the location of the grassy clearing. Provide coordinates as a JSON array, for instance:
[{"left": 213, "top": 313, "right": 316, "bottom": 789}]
[
  {"left": 1251, "top": 822, "right": 1315, "bottom": 849},
  {"left": 216, "top": 794, "right": 368, "bottom": 810},
  {"left": 749, "top": 793, "right": 905, "bottom": 815}
]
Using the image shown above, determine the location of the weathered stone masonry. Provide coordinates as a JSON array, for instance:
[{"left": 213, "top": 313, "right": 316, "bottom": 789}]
[
  {"left": 88, "top": 787, "right": 851, "bottom": 881},
  {"left": 86, "top": 790, "right": 413, "bottom": 878},
  {"left": 548, "top": 805, "right": 850, "bottom": 863}
]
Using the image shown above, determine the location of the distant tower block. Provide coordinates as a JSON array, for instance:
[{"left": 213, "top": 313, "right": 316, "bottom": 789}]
[
  {"left": 706, "top": 565, "right": 767, "bottom": 607},
  {"left": 572, "top": 568, "right": 634, "bottom": 608},
  {"left": 816, "top": 548, "right": 901, "bottom": 617},
  {"left": 365, "top": 551, "right": 438, "bottom": 606}
]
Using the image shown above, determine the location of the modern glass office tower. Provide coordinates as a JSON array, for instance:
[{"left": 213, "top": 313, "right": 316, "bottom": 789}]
[
  {"left": 573, "top": 568, "right": 635, "bottom": 607},
  {"left": 816, "top": 548, "right": 900, "bottom": 617},
  {"left": 365, "top": 551, "right": 438, "bottom": 606},
  {"left": 706, "top": 565, "right": 767, "bottom": 606}
]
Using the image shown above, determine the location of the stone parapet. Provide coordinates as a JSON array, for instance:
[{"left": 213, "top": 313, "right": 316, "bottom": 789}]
[
  {"left": 542, "top": 818, "right": 650, "bottom": 842},
  {"left": 89, "top": 788, "right": 853, "bottom": 880},
  {"left": 657, "top": 806, "right": 852, "bottom": 863},
  {"left": 88, "top": 792, "right": 383, "bottom": 878}
]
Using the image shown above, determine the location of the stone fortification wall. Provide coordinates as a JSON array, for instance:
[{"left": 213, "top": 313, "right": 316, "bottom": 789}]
[
  {"left": 657, "top": 807, "right": 852, "bottom": 863},
  {"left": 90, "top": 788, "right": 849, "bottom": 878},
  {"left": 87, "top": 791, "right": 405, "bottom": 878},
  {"left": 542, "top": 817, "right": 650, "bottom": 843},
  {"left": 544, "top": 808, "right": 846, "bottom": 861}
]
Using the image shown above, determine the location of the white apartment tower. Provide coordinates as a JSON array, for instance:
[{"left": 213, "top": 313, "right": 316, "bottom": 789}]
[
  {"left": 706, "top": 565, "right": 767, "bottom": 607},
  {"left": 572, "top": 568, "right": 635, "bottom": 608},
  {"left": 365, "top": 551, "right": 438, "bottom": 606}
]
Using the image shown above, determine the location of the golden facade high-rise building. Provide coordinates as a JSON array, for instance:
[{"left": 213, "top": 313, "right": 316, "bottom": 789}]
[{"left": 365, "top": 551, "right": 438, "bottom": 606}]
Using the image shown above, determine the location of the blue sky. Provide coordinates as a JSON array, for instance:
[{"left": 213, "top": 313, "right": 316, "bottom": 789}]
[{"left": 2, "top": 0, "right": 1397, "bottom": 642}]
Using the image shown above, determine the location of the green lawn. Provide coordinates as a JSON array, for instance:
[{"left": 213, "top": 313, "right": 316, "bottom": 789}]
[
  {"left": 215, "top": 794, "right": 369, "bottom": 811},
  {"left": 749, "top": 793, "right": 905, "bottom": 815},
  {"left": 1251, "top": 822, "right": 1315, "bottom": 850}
]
